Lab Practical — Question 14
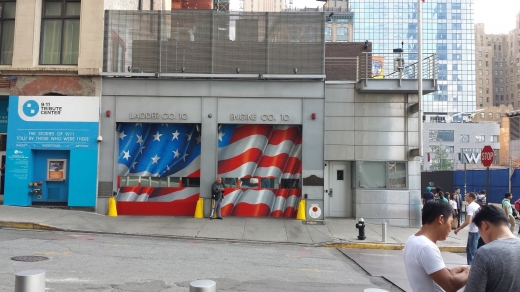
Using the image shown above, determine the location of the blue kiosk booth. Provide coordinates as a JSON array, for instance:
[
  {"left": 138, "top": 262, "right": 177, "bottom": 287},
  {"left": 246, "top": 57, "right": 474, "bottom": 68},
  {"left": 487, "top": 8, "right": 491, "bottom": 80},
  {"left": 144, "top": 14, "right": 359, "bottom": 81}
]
[{"left": 4, "top": 96, "right": 99, "bottom": 207}]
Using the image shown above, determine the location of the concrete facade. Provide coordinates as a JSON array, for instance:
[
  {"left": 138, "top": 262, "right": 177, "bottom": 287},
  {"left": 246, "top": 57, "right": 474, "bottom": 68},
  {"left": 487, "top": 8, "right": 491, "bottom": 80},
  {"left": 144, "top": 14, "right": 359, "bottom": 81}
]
[
  {"left": 475, "top": 12, "right": 520, "bottom": 110},
  {"left": 422, "top": 122, "right": 501, "bottom": 171},
  {"left": 323, "top": 83, "right": 421, "bottom": 226}
]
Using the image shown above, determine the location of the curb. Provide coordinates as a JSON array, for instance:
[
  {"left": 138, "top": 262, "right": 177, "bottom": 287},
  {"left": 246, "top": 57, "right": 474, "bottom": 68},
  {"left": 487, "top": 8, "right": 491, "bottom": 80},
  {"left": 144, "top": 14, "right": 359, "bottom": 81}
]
[
  {"left": 0, "top": 220, "right": 467, "bottom": 253},
  {"left": 0, "top": 221, "right": 62, "bottom": 231},
  {"left": 325, "top": 242, "right": 466, "bottom": 253}
]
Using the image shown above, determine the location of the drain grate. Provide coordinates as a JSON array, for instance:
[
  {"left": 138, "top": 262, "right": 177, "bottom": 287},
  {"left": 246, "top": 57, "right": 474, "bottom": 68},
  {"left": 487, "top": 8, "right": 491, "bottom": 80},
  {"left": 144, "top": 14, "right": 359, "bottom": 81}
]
[
  {"left": 302, "top": 220, "right": 325, "bottom": 225},
  {"left": 11, "top": 256, "right": 49, "bottom": 262}
]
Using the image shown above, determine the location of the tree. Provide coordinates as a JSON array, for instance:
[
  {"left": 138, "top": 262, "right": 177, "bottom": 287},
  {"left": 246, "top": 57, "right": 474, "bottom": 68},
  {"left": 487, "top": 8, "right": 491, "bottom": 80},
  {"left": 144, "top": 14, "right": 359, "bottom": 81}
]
[{"left": 429, "top": 145, "right": 453, "bottom": 171}]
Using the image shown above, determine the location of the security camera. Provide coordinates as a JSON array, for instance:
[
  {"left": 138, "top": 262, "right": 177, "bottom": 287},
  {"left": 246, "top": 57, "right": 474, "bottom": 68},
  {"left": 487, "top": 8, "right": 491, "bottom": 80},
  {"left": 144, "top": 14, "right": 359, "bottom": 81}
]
[{"left": 97, "top": 136, "right": 103, "bottom": 142}]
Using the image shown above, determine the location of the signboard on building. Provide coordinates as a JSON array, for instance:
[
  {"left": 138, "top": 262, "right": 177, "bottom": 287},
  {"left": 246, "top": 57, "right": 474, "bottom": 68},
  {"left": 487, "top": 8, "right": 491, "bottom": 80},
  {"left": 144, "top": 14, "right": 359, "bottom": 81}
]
[{"left": 4, "top": 96, "right": 99, "bottom": 207}]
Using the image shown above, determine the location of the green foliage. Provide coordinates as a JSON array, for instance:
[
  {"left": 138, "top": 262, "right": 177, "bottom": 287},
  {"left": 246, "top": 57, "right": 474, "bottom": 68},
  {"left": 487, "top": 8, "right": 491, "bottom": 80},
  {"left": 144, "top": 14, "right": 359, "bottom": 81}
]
[{"left": 430, "top": 145, "right": 453, "bottom": 171}]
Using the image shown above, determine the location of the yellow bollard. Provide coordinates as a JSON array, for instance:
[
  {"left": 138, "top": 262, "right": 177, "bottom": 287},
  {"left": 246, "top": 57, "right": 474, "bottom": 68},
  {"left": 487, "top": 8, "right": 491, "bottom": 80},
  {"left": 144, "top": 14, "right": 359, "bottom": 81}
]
[
  {"left": 296, "top": 199, "right": 306, "bottom": 220},
  {"left": 194, "top": 197, "right": 204, "bottom": 218},
  {"left": 108, "top": 197, "right": 118, "bottom": 217}
]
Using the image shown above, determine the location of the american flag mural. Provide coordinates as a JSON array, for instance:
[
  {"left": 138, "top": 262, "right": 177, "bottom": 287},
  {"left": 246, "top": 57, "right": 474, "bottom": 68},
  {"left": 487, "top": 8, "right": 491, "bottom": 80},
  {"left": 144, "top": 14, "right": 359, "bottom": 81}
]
[
  {"left": 116, "top": 123, "right": 201, "bottom": 216},
  {"left": 218, "top": 124, "right": 302, "bottom": 217}
]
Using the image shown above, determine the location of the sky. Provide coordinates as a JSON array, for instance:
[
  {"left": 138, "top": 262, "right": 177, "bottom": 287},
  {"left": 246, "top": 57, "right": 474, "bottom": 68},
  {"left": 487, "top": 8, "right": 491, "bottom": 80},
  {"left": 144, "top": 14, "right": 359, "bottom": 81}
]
[{"left": 294, "top": 0, "right": 520, "bottom": 35}]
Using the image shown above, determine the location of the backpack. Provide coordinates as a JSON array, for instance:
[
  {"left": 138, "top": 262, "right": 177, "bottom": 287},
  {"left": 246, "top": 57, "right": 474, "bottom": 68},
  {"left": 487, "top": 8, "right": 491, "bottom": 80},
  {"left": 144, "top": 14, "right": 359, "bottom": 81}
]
[
  {"left": 515, "top": 199, "right": 520, "bottom": 211},
  {"left": 476, "top": 194, "right": 486, "bottom": 207}
]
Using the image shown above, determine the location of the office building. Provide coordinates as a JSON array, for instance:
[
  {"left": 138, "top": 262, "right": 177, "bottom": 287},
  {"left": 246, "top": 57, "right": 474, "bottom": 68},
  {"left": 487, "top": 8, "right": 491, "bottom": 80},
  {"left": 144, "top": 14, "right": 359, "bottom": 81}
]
[{"left": 350, "top": 0, "right": 476, "bottom": 120}]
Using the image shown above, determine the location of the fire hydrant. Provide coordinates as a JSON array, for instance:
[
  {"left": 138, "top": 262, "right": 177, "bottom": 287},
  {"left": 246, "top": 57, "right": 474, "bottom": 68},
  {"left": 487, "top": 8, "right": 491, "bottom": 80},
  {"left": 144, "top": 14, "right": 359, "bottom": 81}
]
[{"left": 356, "top": 218, "right": 366, "bottom": 240}]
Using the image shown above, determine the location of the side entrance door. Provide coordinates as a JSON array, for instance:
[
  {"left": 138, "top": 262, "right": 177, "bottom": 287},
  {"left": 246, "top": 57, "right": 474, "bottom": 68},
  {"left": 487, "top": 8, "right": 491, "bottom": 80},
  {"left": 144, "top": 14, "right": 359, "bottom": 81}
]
[{"left": 328, "top": 162, "right": 352, "bottom": 217}]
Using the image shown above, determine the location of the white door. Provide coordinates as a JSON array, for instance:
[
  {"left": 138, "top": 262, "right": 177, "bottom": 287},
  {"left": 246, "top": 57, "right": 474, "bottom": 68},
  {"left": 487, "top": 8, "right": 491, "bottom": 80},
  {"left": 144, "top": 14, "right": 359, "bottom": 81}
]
[{"left": 329, "top": 162, "right": 352, "bottom": 217}]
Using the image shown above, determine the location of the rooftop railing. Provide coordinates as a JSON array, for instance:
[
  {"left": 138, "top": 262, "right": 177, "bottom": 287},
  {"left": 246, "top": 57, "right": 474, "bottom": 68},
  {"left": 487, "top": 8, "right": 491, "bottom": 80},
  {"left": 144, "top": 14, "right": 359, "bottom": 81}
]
[{"left": 359, "top": 52, "right": 437, "bottom": 81}]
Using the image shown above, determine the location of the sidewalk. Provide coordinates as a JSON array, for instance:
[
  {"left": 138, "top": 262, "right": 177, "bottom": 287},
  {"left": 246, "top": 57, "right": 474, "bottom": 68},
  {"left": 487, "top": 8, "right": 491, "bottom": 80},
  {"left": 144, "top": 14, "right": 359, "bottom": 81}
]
[{"left": 0, "top": 205, "right": 471, "bottom": 251}]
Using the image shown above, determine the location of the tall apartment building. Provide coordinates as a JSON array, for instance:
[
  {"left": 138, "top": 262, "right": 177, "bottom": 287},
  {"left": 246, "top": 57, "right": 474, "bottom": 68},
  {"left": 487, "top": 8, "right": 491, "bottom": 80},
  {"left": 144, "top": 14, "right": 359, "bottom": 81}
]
[
  {"left": 475, "top": 11, "right": 520, "bottom": 110},
  {"left": 350, "top": 0, "right": 475, "bottom": 120}
]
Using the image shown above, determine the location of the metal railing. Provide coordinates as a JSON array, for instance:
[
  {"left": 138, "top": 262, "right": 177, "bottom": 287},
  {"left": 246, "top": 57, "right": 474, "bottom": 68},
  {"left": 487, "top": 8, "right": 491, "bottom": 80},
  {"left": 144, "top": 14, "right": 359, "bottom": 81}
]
[{"left": 359, "top": 52, "right": 437, "bottom": 80}]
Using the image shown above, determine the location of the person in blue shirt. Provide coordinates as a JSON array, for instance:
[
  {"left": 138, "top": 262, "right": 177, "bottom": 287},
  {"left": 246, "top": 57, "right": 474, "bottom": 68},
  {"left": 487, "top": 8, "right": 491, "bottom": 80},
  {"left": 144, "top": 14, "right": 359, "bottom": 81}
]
[{"left": 422, "top": 186, "right": 434, "bottom": 206}]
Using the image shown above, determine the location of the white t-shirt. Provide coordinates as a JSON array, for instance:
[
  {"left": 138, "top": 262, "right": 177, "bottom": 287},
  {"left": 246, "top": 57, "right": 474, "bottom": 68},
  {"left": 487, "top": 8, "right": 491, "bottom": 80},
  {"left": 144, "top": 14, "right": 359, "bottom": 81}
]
[
  {"left": 404, "top": 235, "right": 446, "bottom": 292},
  {"left": 449, "top": 200, "right": 457, "bottom": 210},
  {"left": 466, "top": 201, "right": 480, "bottom": 233}
]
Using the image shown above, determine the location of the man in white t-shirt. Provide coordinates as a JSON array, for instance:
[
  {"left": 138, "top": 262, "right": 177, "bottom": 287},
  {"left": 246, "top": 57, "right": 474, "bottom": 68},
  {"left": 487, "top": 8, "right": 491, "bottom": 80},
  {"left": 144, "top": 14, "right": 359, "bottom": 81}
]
[
  {"left": 454, "top": 192, "right": 481, "bottom": 265},
  {"left": 404, "top": 200, "right": 470, "bottom": 292}
]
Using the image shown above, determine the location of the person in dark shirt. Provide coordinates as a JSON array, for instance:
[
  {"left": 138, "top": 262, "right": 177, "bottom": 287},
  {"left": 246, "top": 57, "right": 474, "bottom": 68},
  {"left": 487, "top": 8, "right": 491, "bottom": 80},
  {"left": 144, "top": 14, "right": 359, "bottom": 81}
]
[
  {"left": 465, "top": 205, "right": 520, "bottom": 292},
  {"left": 422, "top": 186, "right": 434, "bottom": 206}
]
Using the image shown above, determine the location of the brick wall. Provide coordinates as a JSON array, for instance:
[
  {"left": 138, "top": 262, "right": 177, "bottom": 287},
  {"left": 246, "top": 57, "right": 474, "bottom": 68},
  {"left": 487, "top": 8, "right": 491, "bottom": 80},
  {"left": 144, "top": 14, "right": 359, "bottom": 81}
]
[{"left": 325, "top": 42, "right": 372, "bottom": 81}]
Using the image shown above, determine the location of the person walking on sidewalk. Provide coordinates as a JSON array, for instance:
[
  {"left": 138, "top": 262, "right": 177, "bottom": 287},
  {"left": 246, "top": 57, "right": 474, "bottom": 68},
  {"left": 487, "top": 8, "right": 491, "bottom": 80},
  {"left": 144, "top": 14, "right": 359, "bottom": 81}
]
[
  {"left": 404, "top": 200, "right": 470, "bottom": 292},
  {"left": 422, "top": 186, "right": 434, "bottom": 206},
  {"left": 449, "top": 193, "right": 458, "bottom": 229},
  {"left": 454, "top": 192, "right": 480, "bottom": 265},
  {"left": 502, "top": 193, "right": 516, "bottom": 233},
  {"left": 455, "top": 188, "right": 462, "bottom": 227},
  {"left": 209, "top": 177, "right": 225, "bottom": 220},
  {"left": 464, "top": 205, "right": 520, "bottom": 292}
]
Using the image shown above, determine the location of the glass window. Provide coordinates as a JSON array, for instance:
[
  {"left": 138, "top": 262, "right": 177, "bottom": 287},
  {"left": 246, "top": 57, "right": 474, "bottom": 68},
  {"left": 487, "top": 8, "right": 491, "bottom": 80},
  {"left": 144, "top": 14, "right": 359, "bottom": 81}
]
[
  {"left": 490, "top": 135, "right": 499, "bottom": 142},
  {"left": 240, "top": 177, "right": 258, "bottom": 189},
  {"left": 445, "top": 146, "right": 454, "bottom": 153},
  {"left": 181, "top": 177, "right": 200, "bottom": 187},
  {"left": 358, "top": 161, "right": 386, "bottom": 188},
  {"left": 40, "top": 0, "right": 81, "bottom": 65},
  {"left": 260, "top": 178, "right": 279, "bottom": 188},
  {"left": 280, "top": 179, "right": 299, "bottom": 189},
  {"left": 324, "top": 27, "right": 332, "bottom": 42},
  {"left": 336, "top": 27, "right": 348, "bottom": 42},
  {"left": 429, "top": 130, "right": 454, "bottom": 142},
  {"left": 0, "top": 0, "right": 16, "bottom": 65},
  {"left": 120, "top": 176, "right": 140, "bottom": 187},
  {"left": 475, "top": 135, "right": 485, "bottom": 143},
  {"left": 222, "top": 178, "right": 238, "bottom": 188},
  {"left": 388, "top": 162, "right": 406, "bottom": 188},
  {"left": 460, "top": 134, "right": 469, "bottom": 142}
]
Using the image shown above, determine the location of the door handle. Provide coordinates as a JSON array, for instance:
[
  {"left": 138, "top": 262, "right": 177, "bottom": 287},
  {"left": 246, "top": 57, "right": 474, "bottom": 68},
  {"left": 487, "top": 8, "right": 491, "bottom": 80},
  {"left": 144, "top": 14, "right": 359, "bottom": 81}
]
[{"left": 329, "top": 188, "right": 333, "bottom": 196}]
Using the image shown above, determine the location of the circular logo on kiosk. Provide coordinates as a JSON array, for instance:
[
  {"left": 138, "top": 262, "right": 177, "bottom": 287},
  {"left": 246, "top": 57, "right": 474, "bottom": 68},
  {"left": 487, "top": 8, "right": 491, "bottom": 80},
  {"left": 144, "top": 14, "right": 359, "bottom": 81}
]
[
  {"left": 309, "top": 204, "right": 322, "bottom": 219},
  {"left": 22, "top": 100, "right": 39, "bottom": 117}
]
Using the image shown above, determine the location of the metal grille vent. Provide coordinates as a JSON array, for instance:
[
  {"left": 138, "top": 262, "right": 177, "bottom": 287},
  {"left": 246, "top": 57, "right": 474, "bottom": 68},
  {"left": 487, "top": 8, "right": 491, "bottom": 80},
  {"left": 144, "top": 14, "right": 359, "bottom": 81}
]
[
  {"left": 511, "top": 117, "right": 520, "bottom": 140},
  {"left": 103, "top": 11, "right": 325, "bottom": 76}
]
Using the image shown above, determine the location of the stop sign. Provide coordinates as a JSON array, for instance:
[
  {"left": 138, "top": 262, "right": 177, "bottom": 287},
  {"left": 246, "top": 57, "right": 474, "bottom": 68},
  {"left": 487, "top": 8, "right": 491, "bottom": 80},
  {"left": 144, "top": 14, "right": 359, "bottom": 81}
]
[{"left": 481, "top": 145, "right": 494, "bottom": 167}]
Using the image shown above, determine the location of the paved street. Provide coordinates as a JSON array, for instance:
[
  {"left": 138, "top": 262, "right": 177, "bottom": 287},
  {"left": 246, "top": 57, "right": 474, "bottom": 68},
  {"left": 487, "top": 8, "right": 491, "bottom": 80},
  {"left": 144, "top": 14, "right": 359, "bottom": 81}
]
[{"left": 0, "top": 229, "right": 402, "bottom": 292}]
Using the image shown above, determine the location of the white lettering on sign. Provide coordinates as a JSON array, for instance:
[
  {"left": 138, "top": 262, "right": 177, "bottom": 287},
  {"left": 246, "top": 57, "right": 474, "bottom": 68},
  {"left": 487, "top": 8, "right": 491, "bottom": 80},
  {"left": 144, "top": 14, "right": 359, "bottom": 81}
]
[
  {"left": 464, "top": 152, "right": 481, "bottom": 164},
  {"left": 230, "top": 114, "right": 257, "bottom": 121},
  {"left": 231, "top": 114, "right": 290, "bottom": 122},
  {"left": 481, "top": 152, "right": 494, "bottom": 161},
  {"left": 261, "top": 115, "right": 275, "bottom": 121},
  {"left": 130, "top": 113, "right": 189, "bottom": 120}
]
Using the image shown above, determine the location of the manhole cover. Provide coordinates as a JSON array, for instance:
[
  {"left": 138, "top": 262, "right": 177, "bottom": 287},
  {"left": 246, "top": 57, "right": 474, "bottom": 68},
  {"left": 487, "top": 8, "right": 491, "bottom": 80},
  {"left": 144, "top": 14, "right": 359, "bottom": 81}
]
[{"left": 11, "top": 256, "right": 49, "bottom": 262}]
